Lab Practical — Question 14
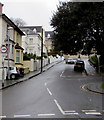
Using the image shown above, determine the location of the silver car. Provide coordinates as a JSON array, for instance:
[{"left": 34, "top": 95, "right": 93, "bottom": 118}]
[{"left": 6, "top": 66, "right": 20, "bottom": 80}]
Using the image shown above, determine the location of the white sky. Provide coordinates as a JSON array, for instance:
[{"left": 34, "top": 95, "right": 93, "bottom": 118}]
[
  {"left": 1, "top": 0, "right": 103, "bottom": 30},
  {"left": 1, "top": 0, "right": 69, "bottom": 31}
]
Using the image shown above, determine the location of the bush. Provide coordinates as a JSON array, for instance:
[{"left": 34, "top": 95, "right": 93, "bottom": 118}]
[
  {"left": 101, "top": 83, "right": 104, "bottom": 89},
  {"left": 89, "top": 54, "right": 98, "bottom": 67},
  {"left": 36, "top": 56, "right": 42, "bottom": 60},
  {"left": 23, "top": 52, "right": 36, "bottom": 60},
  {"left": 43, "top": 53, "right": 48, "bottom": 58}
]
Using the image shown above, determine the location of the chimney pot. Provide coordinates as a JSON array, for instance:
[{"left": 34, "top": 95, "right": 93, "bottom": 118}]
[{"left": 0, "top": 3, "right": 4, "bottom": 14}]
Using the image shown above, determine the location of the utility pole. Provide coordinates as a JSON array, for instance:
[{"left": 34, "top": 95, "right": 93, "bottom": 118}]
[
  {"left": 41, "top": 28, "right": 43, "bottom": 73},
  {"left": 7, "top": 27, "right": 10, "bottom": 68},
  {"left": 7, "top": 26, "right": 10, "bottom": 79}
]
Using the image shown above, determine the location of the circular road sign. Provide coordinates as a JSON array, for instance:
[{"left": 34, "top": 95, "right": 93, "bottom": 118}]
[{"left": 0, "top": 46, "right": 8, "bottom": 53}]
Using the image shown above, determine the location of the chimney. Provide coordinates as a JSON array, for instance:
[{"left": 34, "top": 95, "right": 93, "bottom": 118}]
[{"left": 0, "top": 3, "right": 3, "bottom": 14}]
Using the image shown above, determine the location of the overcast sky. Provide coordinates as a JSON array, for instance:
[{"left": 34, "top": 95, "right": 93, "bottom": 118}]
[
  {"left": 1, "top": 0, "right": 103, "bottom": 31},
  {"left": 1, "top": 0, "right": 67, "bottom": 31}
]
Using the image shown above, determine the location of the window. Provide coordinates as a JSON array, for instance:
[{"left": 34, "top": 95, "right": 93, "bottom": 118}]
[
  {"left": 29, "top": 49, "right": 33, "bottom": 53},
  {"left": 16, "top": 51, "right": 20, "bottom": 63},
  {"left": 12, "top": 45, "right": 14, "bottom": 54},
  {"left": 29, "top": 38, "right": 33, "bottom": 44}
]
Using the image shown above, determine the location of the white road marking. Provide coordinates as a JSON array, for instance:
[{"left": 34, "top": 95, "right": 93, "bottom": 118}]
[
  {"left": 54, "top": 99, "right": 65, "bottom": 115},
  {"left": 14, "top": 115, "right": 31, "bottom": 117},
  {"left": 45, "top": 82, "right": 47, "bottom": 86},
  {"left": 47, "top": 88, "right": 52, "bottom": 96},
  {"left": 89, "top": 99, "right": 92, "bottom": 101},
  {"left": 64, "top": 110, "right": 76, "bottom": 112},
  {"left": 0, "top": 116, "right": 6, "bottom": 118},
  {"left": 82, "top": 110, "right": 96, "bottom": 112},
  {"left": 60, "top": 71, "right": 64, "bottom": 77},
  {"left": 38, "top": 114, "right": 55, "bottom": 116},
  {"left": 85, "top": 112, "right": 101, "bottom": 115}
]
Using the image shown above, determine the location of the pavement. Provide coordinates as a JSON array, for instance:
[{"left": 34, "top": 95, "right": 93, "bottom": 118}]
[
  {"left": 0, "top": 61, "right": 61, "bottom": 90},
  {"left": 85, "top": 59, "right": 104, "bottom": 94},
  {"left": 0, "top": 59, "right": 104, "bottom": 95},
  {"left": 86, "top": 82, "right": 104, "bottom": 94}
]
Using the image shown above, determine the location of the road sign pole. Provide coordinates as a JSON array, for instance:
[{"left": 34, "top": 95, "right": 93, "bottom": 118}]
[
  {"left": 2, "top": 56, "right": 4, "bottom": 87},
  {"left": 0, "top": 45, "right": 8, "bottom": 87}
]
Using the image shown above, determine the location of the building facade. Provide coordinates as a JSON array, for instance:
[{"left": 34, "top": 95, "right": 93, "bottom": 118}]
[
  {"left": 45, "top": 31, "right": 54, "bottom": 53},
  {"left": 20, "top": 26, "right": 47, "bottom": 57},
  {"left": 0, "top": 3, "right": 24, "bottom": 80}
]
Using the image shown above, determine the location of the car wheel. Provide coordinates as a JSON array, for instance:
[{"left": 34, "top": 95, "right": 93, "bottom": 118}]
[
  {"left": 10, "top": 74, "right": 16, "bottom": 80},
  {"left": 6, "top": 76, "right": 8, "bottom": 80},
  {"left": 74, "top": 68, "right": 76, "bottom": 71}
]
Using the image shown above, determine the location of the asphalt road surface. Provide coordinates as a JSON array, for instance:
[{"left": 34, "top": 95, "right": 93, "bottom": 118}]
[{"left": 1, "top": 59, "right": 103, "bottom": 119}]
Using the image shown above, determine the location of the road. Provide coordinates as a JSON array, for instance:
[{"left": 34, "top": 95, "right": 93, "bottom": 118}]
[{"left": 1, "top": 58, "right": 103, "bottom": 119}]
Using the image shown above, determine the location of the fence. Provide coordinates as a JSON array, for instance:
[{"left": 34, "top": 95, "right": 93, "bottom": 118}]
[{"left": 23, "top": 56, "right": 60, "bottom": 72}]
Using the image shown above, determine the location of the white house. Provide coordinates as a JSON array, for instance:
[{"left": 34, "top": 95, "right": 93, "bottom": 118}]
[{"left": 20, "top": 26, "right": 47, "bottom": 56}]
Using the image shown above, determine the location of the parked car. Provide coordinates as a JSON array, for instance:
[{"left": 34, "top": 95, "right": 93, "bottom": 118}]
[
  {"left": 74, "top": 60, "right": 85, "bottom": 71},
  {"left": 66, "top": 58, "right": 75, "bottom": 64},
  {"left": 6, "top": 66, "right": 20, "bottom": 80},
  {"left": 18, "top": 68, "right": 24, "bottom": 77}
]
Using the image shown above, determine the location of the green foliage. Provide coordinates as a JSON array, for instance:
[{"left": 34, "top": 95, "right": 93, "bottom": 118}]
[
  {"left": 89, "top": 54, "right": 98, "bottom": 67},
  {"left": 51, "top": 2, "right": 104, "bottom": 55},
  {"left": 43, "top": 52, "right": 48, "bottom": 58},
  {"left": 101, "top": 83, "right": 104, "bottom": 89},
  {"left": 23, "top": 52, "right": 36, "bottom": 60},
  {"left": 36, "top": 56, "right": 42, "bottom": 60}
]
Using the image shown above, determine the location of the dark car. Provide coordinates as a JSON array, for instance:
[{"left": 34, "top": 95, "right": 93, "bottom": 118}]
[
  {"left": 66, "top": 58, "right": 75, "bottom": 64},
  {"left": 74, "top": 60, "right": 85, "bottom": 71}
]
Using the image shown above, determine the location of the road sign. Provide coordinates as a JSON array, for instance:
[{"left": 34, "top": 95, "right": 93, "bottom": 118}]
[{"left": 0, "top": 45, "right": 8, "bottom": 53}]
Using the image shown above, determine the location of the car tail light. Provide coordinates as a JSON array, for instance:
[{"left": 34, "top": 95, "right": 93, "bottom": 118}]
[{"left": 16, "top": 70, "right": 19, "bottom": 73}]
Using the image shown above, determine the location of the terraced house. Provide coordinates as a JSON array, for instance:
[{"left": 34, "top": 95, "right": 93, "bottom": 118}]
[{"left": 0, "top": 3, "right": 24, "bottom": 80}]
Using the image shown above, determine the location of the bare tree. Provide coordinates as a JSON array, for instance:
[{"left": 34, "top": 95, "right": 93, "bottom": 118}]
[{"left": 10, "top": 17, "right": 26, "bottom": 26}]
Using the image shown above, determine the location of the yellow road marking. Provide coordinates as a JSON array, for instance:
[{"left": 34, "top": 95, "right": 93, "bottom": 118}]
[
  {"left": 38, "top": 114, "right": 55, "bottom": 116},
  {"left": 64, "top": 112, "right": 79, "bottom": 115}
]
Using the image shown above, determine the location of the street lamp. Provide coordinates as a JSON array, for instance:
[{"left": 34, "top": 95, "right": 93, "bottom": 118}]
[
  {"left": 41, "top": 28, "right": 43, "bottom": 73},
  {"left": 97, "top": 55, "right": 101, "bottom": 74}
]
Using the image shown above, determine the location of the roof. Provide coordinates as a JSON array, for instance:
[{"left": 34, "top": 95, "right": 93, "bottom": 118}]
[
  {"left": 45, "top": 31, "right": 54, "bottom": 41},
  {"left": 45, "top": 31, "right": 54, "bottom": 38},
  {"left": 20, "top": 26, "right": 43, "bottom": 33},
  {"left": 0, "top": 14, "right": 25, "bottom": 35},
  {"left": 19, "top": 27, "right": 37, "bottom": 35}
]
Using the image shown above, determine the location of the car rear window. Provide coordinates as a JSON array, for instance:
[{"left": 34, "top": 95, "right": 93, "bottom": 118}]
[
  {"left": 9, "top": 67, "right": 14, "bottom": 70},
  {"left": 76, "top": 62, "right": 84, "bottom": 65}
]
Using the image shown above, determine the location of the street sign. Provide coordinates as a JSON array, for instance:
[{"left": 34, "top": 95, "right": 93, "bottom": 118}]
[{"left": 0, "top": 45, "right": 8, "bottom": 53}]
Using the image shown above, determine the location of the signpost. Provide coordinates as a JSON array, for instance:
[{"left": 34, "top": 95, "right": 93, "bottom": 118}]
[
  {"left": 0, "top": 45, "right": 8, "bottom": 54},
  {"left": 0, "top": 45, "right": 8, "bottom": 87}
]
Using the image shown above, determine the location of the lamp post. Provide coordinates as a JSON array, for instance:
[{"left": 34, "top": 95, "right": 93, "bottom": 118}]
[
  {"left": 41, "top": 28, "right": 43, "bottom": 73},
  {"left": 97, "top": 55, "right": 101, "bottom": 74},
  {"left": 7, "top": 27, "right": 10, "bottom": 68}
]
